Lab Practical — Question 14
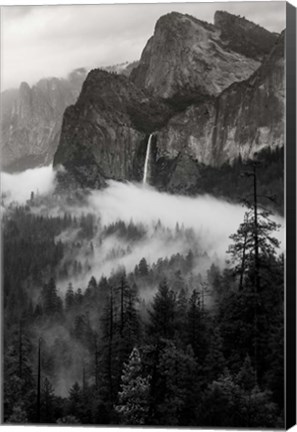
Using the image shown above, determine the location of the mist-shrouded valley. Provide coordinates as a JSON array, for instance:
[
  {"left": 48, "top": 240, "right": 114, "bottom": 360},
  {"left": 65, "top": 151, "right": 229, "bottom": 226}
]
[{"left": 1, "top": 3, "right": 285, "bottom": 429}]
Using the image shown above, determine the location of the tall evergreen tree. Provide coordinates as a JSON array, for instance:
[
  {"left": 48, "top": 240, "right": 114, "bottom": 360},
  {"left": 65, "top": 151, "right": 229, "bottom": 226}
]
[
  {"left": 151, "top": 341, "right": 198, "bottom": 426},
  {"left": 204, "top": 326, "right": 226, "bottom": 383},
  {"left": 225, "top": 201, "right": 281, "bottom": 379},
  {"left": 42, "top": 278, "right": 63, "bottom": 317},
  {"left": 148, "top": 279, "right": 176, "bottom": 340},
  {"left": 40, "top": 378, "right": 56, "bottom": 423},
  {"left": 115, "top": 347, "right": 150, "bottom": 425},
  {"left": 65, "top": 283, "right": 75, "bottom": 311},
  {"left": 186, "top": 289, "right": 209, "bottom": 364},
  {"left": 3, "top": 328, "right": 35, "bottom": 422}
]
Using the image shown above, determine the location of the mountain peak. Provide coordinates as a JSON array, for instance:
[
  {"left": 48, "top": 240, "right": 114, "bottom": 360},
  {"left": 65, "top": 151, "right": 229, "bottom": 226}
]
[
  {"left": 19, "top": 81, "right": 31, "bottom": 93},
  {"left": 76, "top": 68, "right": 143, "bottom": 109},
  {"left": 156, "top": 11, "right": 183, "bottom": 22},
  {"left": 131, "top": 11, "right": 260, "bottom": 100},
  {"left": 155, "top": 11, "right": 215, "bottom": 35},
  {"left": 1, "top": 70, "right": 86, "bottom": 172},
  {"left": 214, "top": 10, "right": 278, "bottom": 60}
]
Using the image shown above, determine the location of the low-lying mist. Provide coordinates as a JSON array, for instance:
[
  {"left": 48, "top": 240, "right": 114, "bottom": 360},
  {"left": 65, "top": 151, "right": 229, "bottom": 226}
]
[
  {"left": 90, "top": 180, "right": 247, "bottom": 254},
  {"left": 1, "top": 165, "right": 56, "bottom": 204},
  {"left": 2, "top": 166, "right": 285, "bottom": 398},
  {"left": 1, "top": 166, "right": 284, "bottom": 293}
]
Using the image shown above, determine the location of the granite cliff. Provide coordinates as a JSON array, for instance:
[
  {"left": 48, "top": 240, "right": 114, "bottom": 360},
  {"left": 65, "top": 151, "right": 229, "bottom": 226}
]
[
  {"left": 1, "top": 68, "right": 87, "bottom": 172},
  {"left": 152, "top": 32, "right": 284, "bottom": 191},
  {"left": 53, "top": 11, "right": 283, "bottom": 196},
  {"left": 130, "top": 11, "right": 276, "bottom": 102},
  {"left": 214, "top": 11, "right": 278, "bottom": 61},
  {"left": 1, "top": 61, "right": 140, "bottom": 172},
  {"left": 53, "top": 69, "right": 173, "bottom": 188}
]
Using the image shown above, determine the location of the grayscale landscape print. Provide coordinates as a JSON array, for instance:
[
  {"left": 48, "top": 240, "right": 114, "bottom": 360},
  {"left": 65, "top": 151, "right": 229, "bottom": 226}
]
[{"left": 1, "top": 2, "right": 285, "bottom": 427}]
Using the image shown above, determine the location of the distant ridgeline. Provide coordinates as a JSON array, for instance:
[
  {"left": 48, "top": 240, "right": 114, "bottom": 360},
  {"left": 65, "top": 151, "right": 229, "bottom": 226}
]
[{"left": 3, "top": 11, "right": 284, "bottom": 208}]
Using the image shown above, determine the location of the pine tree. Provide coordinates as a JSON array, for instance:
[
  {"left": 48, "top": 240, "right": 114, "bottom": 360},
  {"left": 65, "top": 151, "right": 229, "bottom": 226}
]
[
  {"left": 74, "top": 288, "right": 83, "bottom": 306},
  {"left": 186, "top": 289, "right": 209, "bottom": 363},
  {"left": 200, "top": 357, "right": 280, "bottom": 428},
  {"left": 100, "top": 283, "right": 116, "bottom": 409},
  {"left": 105, "top": 273, "right": 141, "bottom": 400},
  {"left": 40, "top": 378, "right": 56, "bottom": 423},
  {"left": 153, "top": 341, "right": 198, "bottom": 426},
  {"left": 236, "top": 355, "right": 256, "bottom": 392},
  {"left": 65, "top": 283, "right": 75, "bottom": 311},
  {"left": 85, "top": 276, "right": 97, "bottom": 299},
  {"left": 175, "top": 287, "right": 188, "bottom": 342},
  {"left": 7, "top": 405, "right": 28, "bottom": 424},
  {"left": 148, "top": 279, "right": 176, "bottom": 340},
  {"left": 122, "top": 283, "right": 140, "bottom": 348},
  {"left": 117, "top": 273, "right": 129, "bottom": 337},
  {"left": 204, "top": 326, "right": 226, "bottom": 383},
  {"left": 227, "top": 211, "right": 253, "bottom": 290},
  {"left": 67, "top": 382, "right": 84, "bottom": 422},
  {"left": 115, "top": 347, "right": 150, "bottom": 425},
  {"left": 225, "top": 199, "right": 282, "bottom": 380},
  {"left": 138, "top": 258, "right": 149, "bottom": 277},
  {"left": 199, "top": 369, "right": 243, "bottom": 427},
  {"left": 3, "top": 328, "right": 35, "bottom": 422},
  {"left": 227, "top": 203, "right": 280, "bottom": 289},
  {"left": 236, "top": 357, "right": 279, "bottom": 427},
  {"left": 42, "top": 278, "right": 63, "bottom": 317}
]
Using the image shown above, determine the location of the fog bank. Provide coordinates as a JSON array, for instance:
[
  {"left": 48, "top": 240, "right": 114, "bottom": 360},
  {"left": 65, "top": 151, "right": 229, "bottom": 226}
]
[
  {"left": 1, "top": 167, "right": 284, "bottom": 289},
  {"left": 88, "top": 180, "right": 284, "bottom": 256},
  {"left": 1, "top": 165, "right": 55, "bottom": 204}
]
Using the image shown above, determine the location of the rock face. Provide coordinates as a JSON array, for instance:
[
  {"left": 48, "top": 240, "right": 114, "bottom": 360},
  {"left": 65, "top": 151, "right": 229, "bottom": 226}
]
[
  {"left": 53, "top": 69, "right": 173, "bottom": 187},
  {"left": 54, "top": 11, "right": 284, "bottom": 195},
  {"left": 152, "top": 32, "right": 284, "bottom": 190},
  {"left": 103, "top": 61, "right": 139, "bottom": 77},
  {"left": 130, "top": 12, "right": 266, "bottom": 101},
  {"left": 214, "top": 11, "right": 279, "bottom": 61},
  {"left": 1, "top": 68, "right": 87, "bottom": 172}
]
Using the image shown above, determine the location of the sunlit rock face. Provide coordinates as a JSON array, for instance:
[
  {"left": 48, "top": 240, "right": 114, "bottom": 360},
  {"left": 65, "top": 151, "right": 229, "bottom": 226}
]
[
  {"left": 53, "top": 69, "right": 174, "bottom": 188},
  {"left": 153, "top": 31, "right": 284, "bottom": 183},
  {"left": 130, "top": 12, "right": 265, "bottom": 101},
  {"left": 1, "top": 68, "right": 87, "bottom": 172},
  {"left": 53, "top": 12, "right": 283, "bottom": 195}
]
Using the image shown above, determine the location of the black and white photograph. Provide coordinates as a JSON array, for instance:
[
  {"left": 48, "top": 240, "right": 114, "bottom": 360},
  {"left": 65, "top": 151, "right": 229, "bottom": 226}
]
[{"left": 0, "top": 1, "right": 295, "bottom": 428}]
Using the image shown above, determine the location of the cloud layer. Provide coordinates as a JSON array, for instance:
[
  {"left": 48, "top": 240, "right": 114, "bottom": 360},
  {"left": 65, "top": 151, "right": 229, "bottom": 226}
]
[
  {"left": 1, "top": 165, "right": 56, "bottom": 203},
  {"left": 1, "top": 167, "right": 285, "bottom": 297},
  {"left": 2, "top": 2, "right": 285, "bottom": 90}
]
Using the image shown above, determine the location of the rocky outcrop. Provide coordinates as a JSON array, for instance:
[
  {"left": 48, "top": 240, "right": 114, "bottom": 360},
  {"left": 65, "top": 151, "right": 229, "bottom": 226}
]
[
  {"left": 214, "top": 11, "right": 279, "bottom": 61},
  {"left": 130, "top": 12, "right": 271, "bottom": 101},
  {"left": 1, "top": 68, "right": 87, "bottom": 172},
  {"left": 54, "top": 12, "right": 284, "bottom": 195},
  {"left": 53, "top": 69, "right": 173, "bottom": 187},
  {"left": 151, "top": 32, "right": 284, "bottom": 190},
  {"left": 103, "top": 61, "right": 139, "bottom": 77}
]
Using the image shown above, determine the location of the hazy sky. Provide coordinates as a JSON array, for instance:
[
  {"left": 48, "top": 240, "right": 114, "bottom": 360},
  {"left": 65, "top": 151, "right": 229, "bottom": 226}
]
[{"left": 1, "top": 1, "right": 286, "bottom": 90}]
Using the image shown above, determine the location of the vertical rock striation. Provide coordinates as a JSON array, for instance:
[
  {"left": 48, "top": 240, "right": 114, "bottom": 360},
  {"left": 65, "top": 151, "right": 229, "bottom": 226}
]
[
  {"left": 1, "top": 69, "right": 87, "bottom": 172},
  {"left": 53, "top": 69, "right": 173, "bottom": 187},
  {"left": 130, "top": 11, "right": 277, "bottom": 102},
  {"left": 53, "top": 11, "right": 283, "bottom": 196},
  {"left": 152, "top": 32, "right": 284, "bottom": 190}
]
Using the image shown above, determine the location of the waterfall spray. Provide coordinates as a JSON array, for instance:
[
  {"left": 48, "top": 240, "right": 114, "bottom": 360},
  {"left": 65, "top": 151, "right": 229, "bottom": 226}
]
[{"left": 143, "top": 134, "right": 153, "bottom": 184}]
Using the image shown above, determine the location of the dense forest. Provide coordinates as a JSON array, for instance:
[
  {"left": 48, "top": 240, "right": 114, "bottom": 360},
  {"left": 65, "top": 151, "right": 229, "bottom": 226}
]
[
  {"left": 2, "top": 166, "right": 284, "bottom": 427},
  {"left": 182, "top": 146, "right": 284, "bottom": 214}
]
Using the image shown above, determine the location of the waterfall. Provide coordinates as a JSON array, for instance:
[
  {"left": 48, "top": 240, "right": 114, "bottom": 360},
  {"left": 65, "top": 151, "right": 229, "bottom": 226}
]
[{"left": 143, "top": 134, "right": 153, "bottom": 184}]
